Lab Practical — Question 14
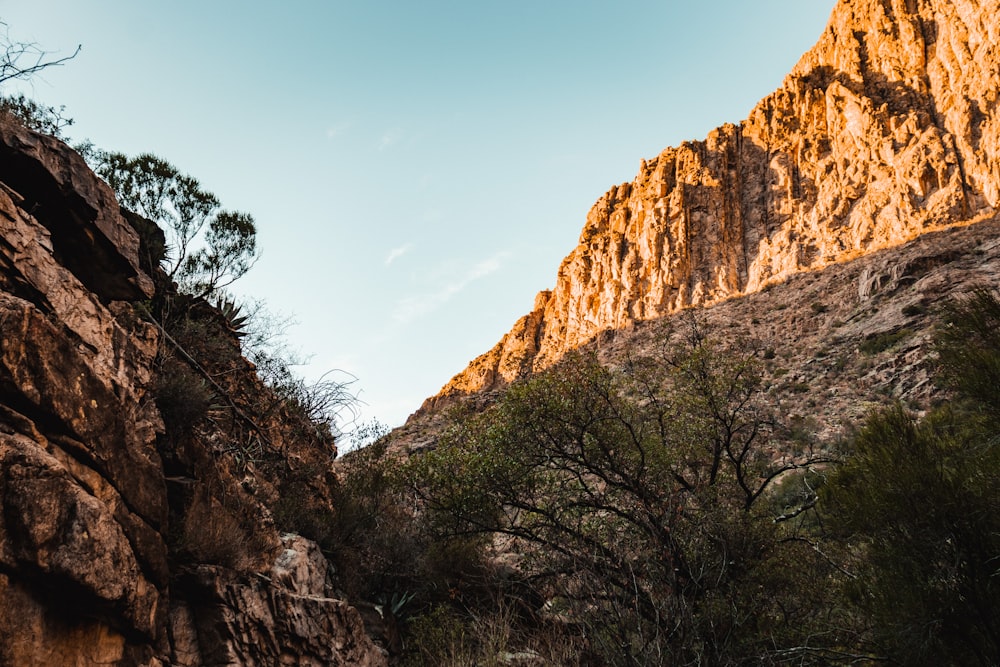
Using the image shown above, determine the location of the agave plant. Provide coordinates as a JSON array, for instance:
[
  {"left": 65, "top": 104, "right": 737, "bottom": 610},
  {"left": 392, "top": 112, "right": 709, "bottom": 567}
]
[{"left": 213, "top": 295, "right": 251, "bottom": 338}]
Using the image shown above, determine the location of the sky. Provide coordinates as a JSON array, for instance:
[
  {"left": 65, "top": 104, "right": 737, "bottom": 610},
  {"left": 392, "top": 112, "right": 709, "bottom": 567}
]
[{"left": 2, "top": 1, "right": 836, "bottom": 433}]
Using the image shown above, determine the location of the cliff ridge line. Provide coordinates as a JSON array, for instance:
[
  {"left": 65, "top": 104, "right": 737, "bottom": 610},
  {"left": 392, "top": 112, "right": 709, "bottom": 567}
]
[{"left": 423, "top": 0, "right": 1000, "bottom": 412}]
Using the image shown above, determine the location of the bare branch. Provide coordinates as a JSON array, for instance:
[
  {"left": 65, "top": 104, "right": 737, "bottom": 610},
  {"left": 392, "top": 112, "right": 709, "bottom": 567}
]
[{"left": 0, "top": 23, "right": 80, "bottom": 86}]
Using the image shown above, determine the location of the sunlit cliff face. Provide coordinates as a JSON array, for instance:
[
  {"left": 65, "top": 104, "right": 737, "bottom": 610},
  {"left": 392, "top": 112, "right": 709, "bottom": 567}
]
[{"left": 428, "top": 0, "right": 1000, "bottom": 405}]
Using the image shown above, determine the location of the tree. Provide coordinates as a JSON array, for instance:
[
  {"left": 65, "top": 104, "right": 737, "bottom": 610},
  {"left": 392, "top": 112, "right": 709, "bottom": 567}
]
[
  {"left": 823, "top": 290, "right": 1000, "bottom": 665},
  {"left": 87, "top": 150, "right": 259, "bottom": 298},
  {"left": 410, "top": 328, "right": 832, "bottom": 665},
  {"left": 183, "top": 210, "right": 259, "bottom": 298}
]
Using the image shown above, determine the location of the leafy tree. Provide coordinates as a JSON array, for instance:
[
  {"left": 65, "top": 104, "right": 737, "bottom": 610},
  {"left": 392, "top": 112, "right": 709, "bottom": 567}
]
[
  {"left": 86, "top": 150, "right": 259, "bottom": 298},
  {"left": 823, "top": 290, "right": 1000, "bottom": 665},
  {"left": 410, "top": 329, "right": 832, "bottom": 665}
]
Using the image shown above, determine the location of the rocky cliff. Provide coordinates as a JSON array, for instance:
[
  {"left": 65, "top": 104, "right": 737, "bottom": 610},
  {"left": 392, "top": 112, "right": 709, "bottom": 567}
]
[
  {"left": 426, "top": 0, "right": 1000, "bottom": 408},
  {"left": 0, "top": 120, "right": 387, "bottom": 665}
]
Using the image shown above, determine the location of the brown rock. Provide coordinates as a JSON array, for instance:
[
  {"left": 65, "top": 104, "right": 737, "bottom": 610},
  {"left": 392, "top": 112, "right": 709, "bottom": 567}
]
[
  {"left": 0, "top": 119, "right": 153, "bottom": 300},
  {"left": 0, "top": 120, "right": 388, "bottom": 664},
  {"left": 172, "top": 543, "right": 389, "bottom": 667}
]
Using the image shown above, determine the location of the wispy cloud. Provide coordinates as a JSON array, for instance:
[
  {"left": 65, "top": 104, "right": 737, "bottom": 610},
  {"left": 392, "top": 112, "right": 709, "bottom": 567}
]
[
  {"left": 325, "top": 121, "right": 352, "bottom": 139},
  {"left": 378, "top": 127, "right": 404, "bottom": 151},
  {"left": 384, "top": 243, "right": 413, "bottom": 266},
  {"left": 393, "top": 253, "right": 507, "bottom": 323}
]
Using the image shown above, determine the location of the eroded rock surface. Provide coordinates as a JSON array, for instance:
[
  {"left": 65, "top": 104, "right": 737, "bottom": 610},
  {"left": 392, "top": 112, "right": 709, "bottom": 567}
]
[
  {"left": 426, "top": 0, "right": 1000, "bottom": 409},
  {"left": 0, "top": 118, "right": 386, "bottom": 665}
]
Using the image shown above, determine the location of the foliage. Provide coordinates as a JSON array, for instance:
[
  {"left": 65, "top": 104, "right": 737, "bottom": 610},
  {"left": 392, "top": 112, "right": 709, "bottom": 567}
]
[
  {"left": 154, "top": 358, "right": 215, "bottom": 446},
  {"left": 824, "top": 404, "right": 1000, "bottom": 664},
  {"left": 184, "top": 210, "right": 259, "bottom": 298},
  {"left": 858, "top": 327, "right": 913, "bottom": 355},
  {"left": 409, "top": 330, "right": 832, "bottom": 665},
  {"left": 935, "top": 287, "right": 1000, "bottom": 425},
  {"left": 0, "top": 93, "right": 73, "bottom": 137},
  {"left": 823, "top": 289, "right": 1000, "bottom": 665},
  {"left": 269, "top": 369, "right": 360, "bottom": 440},
  {"left": 85, "top": 149, "right": 258, "bottom": 298},
  {"left": 326, "top": 434, "right": 430, "bottom": 603}
]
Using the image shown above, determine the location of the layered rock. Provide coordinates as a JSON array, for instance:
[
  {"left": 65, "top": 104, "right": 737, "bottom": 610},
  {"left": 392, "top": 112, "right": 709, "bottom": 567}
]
[
  {"left": 0, "top": 119, "right": 386, "bottom": 665},
  {"left": 427, "top": 0, "right": 1000, "bottom": 407}
]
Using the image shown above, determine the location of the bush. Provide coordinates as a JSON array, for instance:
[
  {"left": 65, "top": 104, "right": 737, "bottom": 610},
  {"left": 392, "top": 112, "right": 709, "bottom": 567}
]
[
  {"left": 409, "top": 332, "right": 832, "bottom": 665},
  {"left": 858, "top": 327, "right": 913, "bottom": 355},
  {"left": 0, "top": 94, "right": 72, "bottom": 137},
  {"left": 822, "top": 289, "right": 1000, "bottom": 664},
  {"left": 154, "top": 360, "right": 214, "bottom": 445}
]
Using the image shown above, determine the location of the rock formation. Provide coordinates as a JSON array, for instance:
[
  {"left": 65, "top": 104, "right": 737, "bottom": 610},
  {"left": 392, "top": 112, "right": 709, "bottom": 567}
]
[
  {"left": 0, "top": 120, "right": 387, "bottom": 665},
  {"left": 426, "top": 0, "right": 1000, "bottom": 409}
]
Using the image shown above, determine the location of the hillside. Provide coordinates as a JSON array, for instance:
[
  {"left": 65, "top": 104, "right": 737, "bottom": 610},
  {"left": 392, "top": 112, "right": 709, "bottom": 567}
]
[{"left": 396, "top": 212, "right": 1000, "bottom": 452}]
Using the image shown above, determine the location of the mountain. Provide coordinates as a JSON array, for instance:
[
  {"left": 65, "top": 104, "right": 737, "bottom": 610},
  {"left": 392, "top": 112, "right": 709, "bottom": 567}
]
[{"left": 421, "top": 0, "right": 1000, "bottom": 414}]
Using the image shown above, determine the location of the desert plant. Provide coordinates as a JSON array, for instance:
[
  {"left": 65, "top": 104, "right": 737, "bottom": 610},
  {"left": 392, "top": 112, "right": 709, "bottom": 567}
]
[
  {"left": 858, "top": 327, "right": 913, "bottom": 355},
  {"left": 821, "top": 289, "right": 1000, "bottom": 664}
]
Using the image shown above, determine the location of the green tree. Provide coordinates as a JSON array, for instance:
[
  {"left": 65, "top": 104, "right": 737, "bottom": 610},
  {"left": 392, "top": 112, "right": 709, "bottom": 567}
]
[
  {"left": 411, "top": 330, "right": 832, "bottom": 665},
  {"left": 87, "top": 150, "right": 259, "bottom": 297},
  {"left": 823, "top": 290, "right": 1000, "bottom": 665}
]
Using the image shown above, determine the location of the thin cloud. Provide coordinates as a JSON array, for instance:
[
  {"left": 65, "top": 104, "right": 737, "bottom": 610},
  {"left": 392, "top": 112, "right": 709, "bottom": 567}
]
[
  {"left": 384, "top": 243, "right": 413, "bottom": 266},
  {"left": 378, "top": 127, "right": 403, "bottom": 151},
  {"left": 325, "top": 121, "right": 352, "bottom": 139},
  {"left": 393, "top": 253, "right": 507, "bottom": 323}
]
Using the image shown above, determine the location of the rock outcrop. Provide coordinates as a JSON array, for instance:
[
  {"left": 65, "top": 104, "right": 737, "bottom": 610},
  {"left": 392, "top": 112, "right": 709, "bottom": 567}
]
[
  {"left": 425, "top": 0, "right": 1000, "bottom": 409},
  {"left": 0, "top": 119, "right": 386, "bottom": 665}
]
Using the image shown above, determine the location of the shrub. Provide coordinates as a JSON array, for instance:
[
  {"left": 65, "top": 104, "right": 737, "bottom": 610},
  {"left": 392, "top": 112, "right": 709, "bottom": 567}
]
[
  {"left": 858, "top": 327, "right": 913, "bottom": 355},
  {"left": 154, "top": 360, "right": 214, "bottom": 444},
  {"left": 0, "top": 93, "right": 72, "bottom": 137}
]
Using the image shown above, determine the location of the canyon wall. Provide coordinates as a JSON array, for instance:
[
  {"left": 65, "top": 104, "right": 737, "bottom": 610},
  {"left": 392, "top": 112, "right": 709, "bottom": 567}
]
[
  {"left": 427, "top": 0, "right": 1000, "bottom": 407},
  {"left": 0, "top": 121, "right": 387, "bottom": 665}
]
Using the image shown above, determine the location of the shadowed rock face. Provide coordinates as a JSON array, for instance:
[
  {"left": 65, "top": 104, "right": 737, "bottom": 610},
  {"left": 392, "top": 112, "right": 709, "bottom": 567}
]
[
  {"left": 425, "top": 0, "right": 1000, "bottom": 411},
  {"left": 0, "top": 118, "right": 387, "bottom": 665}
]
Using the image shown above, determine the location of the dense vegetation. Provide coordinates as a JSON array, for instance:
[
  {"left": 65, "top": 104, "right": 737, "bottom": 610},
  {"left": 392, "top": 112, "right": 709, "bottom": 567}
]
[{"left": 330, "top": 294, "right": 1000, "bottom": 666}]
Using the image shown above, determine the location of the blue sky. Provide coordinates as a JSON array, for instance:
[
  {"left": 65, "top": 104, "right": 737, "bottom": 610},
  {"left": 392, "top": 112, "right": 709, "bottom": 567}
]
[{"left": 3, "top": 1, "right": 836, "bottom": 431}]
